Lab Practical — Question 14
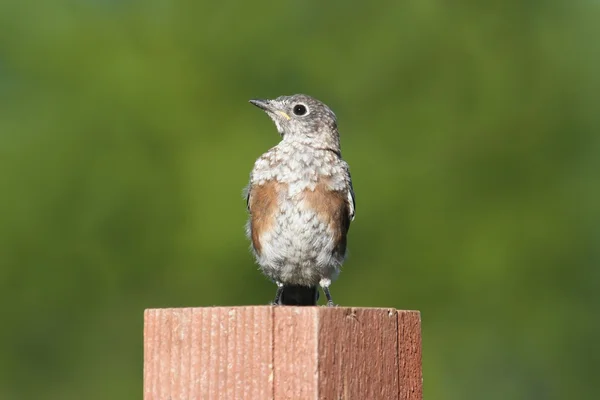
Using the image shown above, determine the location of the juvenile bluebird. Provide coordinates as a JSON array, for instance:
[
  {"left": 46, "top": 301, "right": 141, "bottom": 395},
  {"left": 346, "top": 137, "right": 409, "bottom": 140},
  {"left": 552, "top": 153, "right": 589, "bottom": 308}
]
[{"left": 245, "top": 94, "right": 355, "bottom": 306}]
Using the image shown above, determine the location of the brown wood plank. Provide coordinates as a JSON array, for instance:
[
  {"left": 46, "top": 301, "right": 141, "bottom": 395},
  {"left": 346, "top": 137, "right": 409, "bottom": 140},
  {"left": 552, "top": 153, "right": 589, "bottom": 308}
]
[
  {"left": 272, "top": 307, "right": 319, "bottom": 399},
  {"left": 316, "top": 307, "right": 400, "bottom": 400},
  {"left": 143, "top": 307, "right": 274, "bottom": 400},
  {"left": 398, "top": 311, "right": 423, "bottom": 400},
  {"left": 143, "top": 306, "right": 422, "bottom": 400}
]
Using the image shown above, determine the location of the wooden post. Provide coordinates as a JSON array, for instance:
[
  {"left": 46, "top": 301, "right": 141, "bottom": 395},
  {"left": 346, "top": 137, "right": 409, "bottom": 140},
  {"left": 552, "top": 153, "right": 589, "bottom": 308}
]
[{"left": 144, "top": 307, "right": 422, "bottom": 400}]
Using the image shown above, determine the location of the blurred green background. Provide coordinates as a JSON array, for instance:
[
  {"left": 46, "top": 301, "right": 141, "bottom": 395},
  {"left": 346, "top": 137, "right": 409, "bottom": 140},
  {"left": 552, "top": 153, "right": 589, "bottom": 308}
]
[{"left": 1, "top": 0, "right": 598, "bottom": 399}]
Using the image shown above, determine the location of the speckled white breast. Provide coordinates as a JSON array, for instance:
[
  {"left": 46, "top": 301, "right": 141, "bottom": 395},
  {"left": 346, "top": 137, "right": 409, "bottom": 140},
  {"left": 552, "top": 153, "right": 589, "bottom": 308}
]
[{"left": 248, "top": 140, "right": 352, "bottom": 286}]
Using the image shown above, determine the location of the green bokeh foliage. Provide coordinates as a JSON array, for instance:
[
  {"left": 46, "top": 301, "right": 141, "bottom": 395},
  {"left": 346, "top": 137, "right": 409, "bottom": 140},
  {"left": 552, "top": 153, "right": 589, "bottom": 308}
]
[{"left": 0, "top": 1, "right": 598, "bottom": 399}]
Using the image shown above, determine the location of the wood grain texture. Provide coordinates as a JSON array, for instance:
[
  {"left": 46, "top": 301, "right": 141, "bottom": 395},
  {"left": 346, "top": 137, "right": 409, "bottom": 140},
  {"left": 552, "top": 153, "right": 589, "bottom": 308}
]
[
  {"left": 273, "top": 307, "right": 319, "bottom": 399},
  {"left": 143, "top": 307, "right": 422, "bottom": 400},
  {"left": 317, "top": 308, "right": 399, "bottom": 400},
  {"left": 144, "top": 307, "right": 273, "bottom": 400},
  {"left": 398, "top": 311, "right": 423, "bottom": 400}
]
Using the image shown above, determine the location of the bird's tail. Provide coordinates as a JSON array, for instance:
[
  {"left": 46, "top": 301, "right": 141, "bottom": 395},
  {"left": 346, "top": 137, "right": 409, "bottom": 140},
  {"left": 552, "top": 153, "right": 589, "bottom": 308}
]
[{"left": 279, "top": 285, "right": 319, "bottom": 306}]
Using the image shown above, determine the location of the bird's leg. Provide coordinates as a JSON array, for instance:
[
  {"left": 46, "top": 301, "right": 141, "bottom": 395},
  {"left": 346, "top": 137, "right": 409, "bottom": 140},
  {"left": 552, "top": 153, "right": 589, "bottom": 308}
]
[
  {"left": 319, "top": 278, "right": 336, "bottom": 307},
  {"left": 271, "top": 282, "right": 284, "bottom": 305},
  {"left": 323, "top": 287, "right": 335, "bottom": 307}
]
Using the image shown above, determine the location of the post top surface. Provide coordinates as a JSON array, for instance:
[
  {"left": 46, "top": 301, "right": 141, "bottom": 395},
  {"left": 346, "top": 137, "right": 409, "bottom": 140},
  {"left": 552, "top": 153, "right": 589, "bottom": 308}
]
[{"left": 144, "top": 305, "right": 420, "bottom": 313}]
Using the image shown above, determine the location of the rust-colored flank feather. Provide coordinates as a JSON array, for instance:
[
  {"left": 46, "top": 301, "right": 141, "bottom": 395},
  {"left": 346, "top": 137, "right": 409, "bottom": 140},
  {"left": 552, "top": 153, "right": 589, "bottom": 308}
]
[
  {"left": 302, "top": 180, "right": 351, "bottom": 257},
  {"left": 248, "top": 180, "right": 285, "bottom": 255}
]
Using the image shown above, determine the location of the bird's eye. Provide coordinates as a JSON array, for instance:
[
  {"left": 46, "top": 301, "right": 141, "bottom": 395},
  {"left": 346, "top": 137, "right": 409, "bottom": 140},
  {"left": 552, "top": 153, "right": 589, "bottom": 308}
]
[{"left": 292, "top": 104, "right": 307, "bottom": 116}]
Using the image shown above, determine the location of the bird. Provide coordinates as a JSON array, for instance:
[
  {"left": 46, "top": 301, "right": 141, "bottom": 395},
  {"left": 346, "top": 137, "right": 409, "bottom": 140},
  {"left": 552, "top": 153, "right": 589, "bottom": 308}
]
[{"left": 245, "top": 94, "right": 355, "bottom": 306}]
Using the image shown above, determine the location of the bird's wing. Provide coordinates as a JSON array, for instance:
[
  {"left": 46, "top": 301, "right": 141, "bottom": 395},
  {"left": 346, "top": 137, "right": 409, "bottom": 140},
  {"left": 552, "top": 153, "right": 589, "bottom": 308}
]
[
  {"left": 347, "top": 174, "right": 356, "bottom": 222},
  {"left": 244, "top": 184, "right": 252, "bottom": 213}
]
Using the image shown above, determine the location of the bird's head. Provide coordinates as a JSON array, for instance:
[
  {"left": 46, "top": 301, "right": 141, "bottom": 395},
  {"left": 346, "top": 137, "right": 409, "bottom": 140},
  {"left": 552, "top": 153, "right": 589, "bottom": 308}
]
[{"left": 249, "top": 94, "right": 339, "bottom": 147}]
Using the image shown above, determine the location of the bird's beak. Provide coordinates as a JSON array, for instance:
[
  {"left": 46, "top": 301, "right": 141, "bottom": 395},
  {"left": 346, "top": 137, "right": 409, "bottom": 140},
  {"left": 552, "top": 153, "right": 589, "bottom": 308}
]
[
  {"left": 249, "top": 99, "right": 291, "bottom": 120},
  {"left": 249, "top": 99, "right": 271, "bottom": 111}
]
